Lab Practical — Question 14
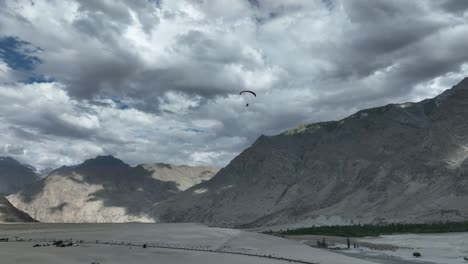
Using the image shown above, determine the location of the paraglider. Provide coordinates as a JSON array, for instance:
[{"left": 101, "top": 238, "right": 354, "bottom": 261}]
[{"left": 240, "top": 90, "right": 256, "bottom": 107}]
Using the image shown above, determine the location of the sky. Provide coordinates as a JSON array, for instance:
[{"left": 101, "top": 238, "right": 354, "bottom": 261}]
[{"left": 1, "top": 0, "right": 468, "bottom": 169}]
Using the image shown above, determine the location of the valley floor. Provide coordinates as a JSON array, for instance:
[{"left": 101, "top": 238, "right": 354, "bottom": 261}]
[{"left": 0, "top": 223, "right": 375, "bottom": 264}]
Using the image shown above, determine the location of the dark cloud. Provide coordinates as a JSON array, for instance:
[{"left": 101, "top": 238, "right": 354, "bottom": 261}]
[
  {"left": 441, "top": 0, "right": 468, "bottom": 14},
  {"left": 76, "top": 0, "right": 160, "bottom": 34},
  {"left": 76, "top": 0, "right": 132, "bottom": 23},
  {"left": 73, "top": 14, "right": 124, "bottom": 41},
  {"left": 5, "top": 144, "right": 25, "bottom": 155},
  {"left": 323, "top": 1, "right": 448, "bottom": 80},
  {"left": 247, "top": 0, "right": 259, "bottom": 8},
  {"left": 58, "top": 26, "right": 263, "bottom": 111},
  {"left": 65, "top": 50, "right": 142, "bottom": 99},
  {"left": 321, "top": 0, "right": 334, "bottom": 11},
  {"left": 8, "top": 126, "right": 46, "bottom": 142}
]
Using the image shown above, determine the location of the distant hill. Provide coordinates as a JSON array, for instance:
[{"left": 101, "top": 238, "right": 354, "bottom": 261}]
[
  {"left": 0, "top": 196, "right": 36, "bottom": 222},
  {"left": 152, "top": 77, "right": 468, "bottom": 227},
  {"left": 7, "top": 156, "right": 217, "bottom": 223},
  {"left": 0, "top": 157, "right": 39, "bottom": 195}
]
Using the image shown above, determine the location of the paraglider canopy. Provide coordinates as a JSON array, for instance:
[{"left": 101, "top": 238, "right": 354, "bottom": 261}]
[
  {"left": 240, "top": 90, "right": 256, "bottom": 107},
  {"left": 239, "top": 90, "right": 256, "bottom": 97}
]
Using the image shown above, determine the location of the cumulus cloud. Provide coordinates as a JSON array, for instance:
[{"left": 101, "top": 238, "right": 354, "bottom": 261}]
[{"left": 0, "top": 0, "right": 467, "bottom": 168}]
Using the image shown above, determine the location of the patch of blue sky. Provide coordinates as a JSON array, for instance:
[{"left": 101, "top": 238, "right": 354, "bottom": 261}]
[
  {"left": 0, "top": 35, "right": 49, "bottom": 84},
  {"left": 110, "top": 97, "right": 131, "bottom": 110},
  {"left": 0, "top": 36, "right": 41, "bottom": 71}
]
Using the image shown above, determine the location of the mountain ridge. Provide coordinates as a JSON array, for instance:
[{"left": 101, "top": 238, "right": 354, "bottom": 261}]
[{"left": 7, "top": 156, "right": 218, "bottom": 223}]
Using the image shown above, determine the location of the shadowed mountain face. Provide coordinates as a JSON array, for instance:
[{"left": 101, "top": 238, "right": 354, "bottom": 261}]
[
  {"left": 153, "top": 78, "right": 468, "bottom": 227},
  {"left": 0, "top": 196, "right": 36, "bottom": 222},
  {"left": 7, "top": 156, "right": 218, "bottom": 223},
  {"left": 0, "top": 157, "right": 39, "bottom": 195}
]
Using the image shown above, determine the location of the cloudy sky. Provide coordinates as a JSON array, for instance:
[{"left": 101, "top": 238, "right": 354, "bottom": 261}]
[{"left": 1, "top": 0, "right": 468, "bottom": 169}]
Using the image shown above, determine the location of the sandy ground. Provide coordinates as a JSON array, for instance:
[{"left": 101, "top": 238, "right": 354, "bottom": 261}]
[
  {"left": 286, "top": 233, "right": 468, "bottom": 264},
  {"left": 0, "top": 223, "right": 377, "bottom": 264},
  {"left": 1, "top": 242, "right": 288, "bottom": 264}
]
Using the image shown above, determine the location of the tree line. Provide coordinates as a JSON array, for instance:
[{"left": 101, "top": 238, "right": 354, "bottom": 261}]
[{"left": 265, "top": 221, "right": 468, "bottom": 237}]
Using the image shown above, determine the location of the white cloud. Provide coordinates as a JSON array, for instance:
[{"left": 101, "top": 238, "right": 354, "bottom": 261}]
[
  {"left": 0, "top": 61, "right": 12, "bottom": 82},
  {"left": 0, "top": 81, "right": 246, "bottom": 168}
]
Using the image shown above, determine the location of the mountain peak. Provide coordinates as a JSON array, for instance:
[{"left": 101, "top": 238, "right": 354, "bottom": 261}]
[
  {"left": 0, "top": 157, "right": 39, "bottom": 195},
  {"left": 0, "top": 157, "right": 37, "bottom": 172},
  {"left": 80, "top": 155, "right": 129, "bottom": 168},
  {"left": 0, "top": 156, "right": 21, "bottom": 165},
  {"left": 455, "top": 77, "right": 468, "bottom": 88},
  {"left": 432, "top": 76, "right": 468, "bottom": 107},
  {"left": 441, "top": 76, "right": 468, "bottom": 94}
]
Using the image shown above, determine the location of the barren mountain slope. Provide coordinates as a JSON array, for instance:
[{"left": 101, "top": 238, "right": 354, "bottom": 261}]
[{"left": 153, "top": 78, "right": 468, "bottom": 227}]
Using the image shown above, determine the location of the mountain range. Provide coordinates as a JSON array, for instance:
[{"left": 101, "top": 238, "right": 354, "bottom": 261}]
[{"left": 7, "top": 156, "right": 218, "bottom": 223}]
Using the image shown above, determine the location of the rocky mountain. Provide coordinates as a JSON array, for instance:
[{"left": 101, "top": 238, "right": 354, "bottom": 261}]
[
  {"left": 153, "top": 77, "right": 468, "bottom": 228},
  {"left": 7, "top": 156, "right": 217, "bottom": 223},
  {"left": 0, "top": 157, "right": 40, "bottom": 195},
  {"left": 0, "top": 195, "right": 36, "bottom": 222}
]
